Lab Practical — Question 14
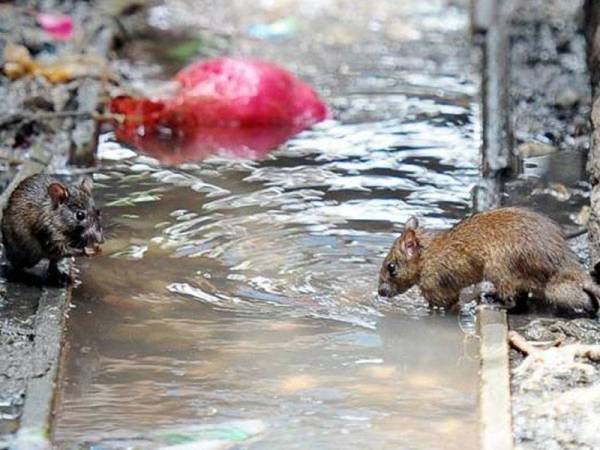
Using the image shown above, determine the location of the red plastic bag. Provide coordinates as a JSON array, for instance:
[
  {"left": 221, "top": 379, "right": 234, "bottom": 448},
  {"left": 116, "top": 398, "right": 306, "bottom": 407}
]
[{"left": 110, "top": 58, "right": 328, "bottom": 163}]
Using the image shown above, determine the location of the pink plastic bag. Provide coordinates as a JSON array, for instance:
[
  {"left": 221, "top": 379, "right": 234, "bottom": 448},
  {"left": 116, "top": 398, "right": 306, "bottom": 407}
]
[
  {"left": 110, "top": 58, "right": 328, "bottom": 162},
  {"left": 36, "top": 13, "right": 74, "bottom": 40}
]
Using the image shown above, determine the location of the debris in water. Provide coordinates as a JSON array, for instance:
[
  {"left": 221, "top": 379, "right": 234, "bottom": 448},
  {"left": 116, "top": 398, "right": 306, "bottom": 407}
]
[
  {"left": 110, "top": 57, "right": 328, "bottom": 163},
  {"left": 178, "top": 57, "right": 326, "bottom": 127}
]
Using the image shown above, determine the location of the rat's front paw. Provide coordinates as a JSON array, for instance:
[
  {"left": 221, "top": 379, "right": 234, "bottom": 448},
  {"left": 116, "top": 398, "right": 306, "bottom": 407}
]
[{"left": 47, "top": 260, "right": 74, "bottom": 286}]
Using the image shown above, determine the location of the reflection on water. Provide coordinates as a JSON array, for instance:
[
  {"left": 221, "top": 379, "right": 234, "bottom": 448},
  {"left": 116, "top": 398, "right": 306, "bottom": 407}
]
[
  {"left": 112, "top": 122, "right": 302, "bottom": 165},
  {"left": 52, "top": 0, "right": 480, "bottom": 448}
]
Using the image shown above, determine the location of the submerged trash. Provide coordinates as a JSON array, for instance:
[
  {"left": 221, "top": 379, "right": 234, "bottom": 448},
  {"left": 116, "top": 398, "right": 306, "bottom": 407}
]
[
  {"left": 36, "top": 13, "right": 74, "bottom": 41},
  {"left": 110, "top": 57, "right": 328, "bottom": 163},
  {"left": 83, "top": 420, "right": 266, "bottom": 449}
]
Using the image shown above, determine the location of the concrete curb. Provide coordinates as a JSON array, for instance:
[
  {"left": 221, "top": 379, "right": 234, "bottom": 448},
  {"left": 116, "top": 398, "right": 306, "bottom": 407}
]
[
  {"left": 10, "top": 288, "right": 71, "bottom": 450},
  {"left": 477, "top": 307, "right": 514, "bottom": 450}
]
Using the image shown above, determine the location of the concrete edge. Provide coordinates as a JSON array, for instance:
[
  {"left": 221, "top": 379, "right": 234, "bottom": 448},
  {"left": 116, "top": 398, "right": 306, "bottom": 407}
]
[
  {"left": 477, "top": 307, "right": 514, "bottom": 450},
  {"left": 472, "top": 3, "right": 515, "bottom": 443},
  {"left": 10, "top": 288, "right": 71, "bottom": 450}
]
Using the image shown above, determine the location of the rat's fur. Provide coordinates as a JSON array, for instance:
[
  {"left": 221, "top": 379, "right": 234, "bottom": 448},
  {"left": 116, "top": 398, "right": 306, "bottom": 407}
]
[
  {"left": 378, "top": 207, "right": 599, "bottom": 317},
  {"left": 1, "top": 174, "right": 103, "bottom": 281}
]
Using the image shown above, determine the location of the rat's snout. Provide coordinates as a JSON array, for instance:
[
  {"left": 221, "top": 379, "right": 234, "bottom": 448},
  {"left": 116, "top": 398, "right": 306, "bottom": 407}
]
[
  {"left": 378, "top": 282, "right": 394, "bottom": 297},
  {"left": 90, "top": 226, "right": 104, "bottom": 245},
  {"left": 84, "top": 224, "right": 104, "bottom": 246}
]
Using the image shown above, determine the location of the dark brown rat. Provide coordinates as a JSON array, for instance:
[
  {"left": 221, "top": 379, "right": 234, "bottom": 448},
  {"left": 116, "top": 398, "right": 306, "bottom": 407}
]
[
  {"left": 1, "top": 173, "right": 104, "bottom": 282},
  {"left": 378, "top": 207, "right": 600, "bottom": 317}
]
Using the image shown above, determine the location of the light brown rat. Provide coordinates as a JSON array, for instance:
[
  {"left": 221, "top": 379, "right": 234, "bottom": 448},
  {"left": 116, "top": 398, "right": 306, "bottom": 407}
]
[
  {"left": 378, "top": 207, "right": 600, "bottom": 317},
  {"left": 1, "top": 173, "right": 104, "bottom": 283}
]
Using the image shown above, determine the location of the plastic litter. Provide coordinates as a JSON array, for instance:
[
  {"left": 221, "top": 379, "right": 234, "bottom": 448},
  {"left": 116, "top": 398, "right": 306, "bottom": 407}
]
[
  {"left": 110, "top": 57, "right": 328, "bottom": 163},
  {"left": 36, "top": 13, "right": 74, "bottom": 41}
]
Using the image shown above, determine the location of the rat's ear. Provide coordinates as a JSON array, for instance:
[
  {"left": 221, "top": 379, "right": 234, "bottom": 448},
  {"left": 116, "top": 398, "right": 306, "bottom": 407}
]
[
  {"left": 80, "top": 177, "right": 93, "bottom": 194},
  {"left": 401, "top": 229, "right": 420, "bottom": 259},
  {"left": 48, "top": 183, "right": 69, "bottom": 206},
  {"left": 405, "top": 216, "right": 419, "bottom": 231}
]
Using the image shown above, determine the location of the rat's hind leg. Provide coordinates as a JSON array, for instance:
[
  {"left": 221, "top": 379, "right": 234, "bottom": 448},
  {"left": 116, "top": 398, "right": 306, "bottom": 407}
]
[
  {"left": 482, "top": 262, "right": 523, "bottom": 309},
  {"left": 481, "top": 277, "right": 521, "bottom": 310},
  {"left": 545, "top": 273, "right": 598, "bottom": 318}
]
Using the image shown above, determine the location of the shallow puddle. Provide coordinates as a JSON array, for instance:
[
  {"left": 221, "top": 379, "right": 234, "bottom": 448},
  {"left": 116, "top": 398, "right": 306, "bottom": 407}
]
[{"left": 52, "top": 0, "right": 481, "bottom": 448}]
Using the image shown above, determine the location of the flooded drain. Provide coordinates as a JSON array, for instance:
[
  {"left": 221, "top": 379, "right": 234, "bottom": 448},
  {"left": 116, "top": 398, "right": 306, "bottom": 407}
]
[{"left": 52, "top": 0, "right": 481, "bottom": 448}]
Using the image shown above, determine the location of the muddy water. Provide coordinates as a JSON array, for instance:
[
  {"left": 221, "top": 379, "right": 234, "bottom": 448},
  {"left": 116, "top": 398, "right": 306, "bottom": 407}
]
[{"left": 52, "top": 0, "right": 480, "bottom": 448}]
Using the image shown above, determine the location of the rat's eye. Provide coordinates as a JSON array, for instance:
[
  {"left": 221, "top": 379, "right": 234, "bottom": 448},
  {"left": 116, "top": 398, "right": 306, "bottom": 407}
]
[
  {"left": 76, "top": 211, "right": 86, "bottom": 221},
  {"left": 387, "top": 262, "right": 398, "bottom": 276}
]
